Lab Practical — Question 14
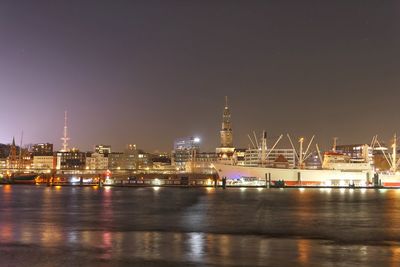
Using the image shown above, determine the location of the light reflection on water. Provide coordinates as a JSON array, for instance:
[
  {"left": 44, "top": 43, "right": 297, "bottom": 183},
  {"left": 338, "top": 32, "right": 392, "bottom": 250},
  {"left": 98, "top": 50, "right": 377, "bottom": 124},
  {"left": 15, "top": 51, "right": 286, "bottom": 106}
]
[{"left": 1, "top": 185, "right": 400, "bottom": 266}]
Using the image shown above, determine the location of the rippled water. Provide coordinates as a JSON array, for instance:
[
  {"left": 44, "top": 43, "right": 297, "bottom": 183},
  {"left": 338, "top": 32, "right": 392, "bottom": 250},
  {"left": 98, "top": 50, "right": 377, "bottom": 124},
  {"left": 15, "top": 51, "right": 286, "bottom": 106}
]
[{"left": 1, "top": 185, "right": 400, "bottom": 266}]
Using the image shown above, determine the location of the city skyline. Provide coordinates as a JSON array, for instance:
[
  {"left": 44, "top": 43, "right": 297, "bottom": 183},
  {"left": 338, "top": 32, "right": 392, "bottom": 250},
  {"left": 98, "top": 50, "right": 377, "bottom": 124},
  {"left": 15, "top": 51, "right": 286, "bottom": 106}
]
[{"left": 1, "top": 1, "right": 400, "bottom": 151}]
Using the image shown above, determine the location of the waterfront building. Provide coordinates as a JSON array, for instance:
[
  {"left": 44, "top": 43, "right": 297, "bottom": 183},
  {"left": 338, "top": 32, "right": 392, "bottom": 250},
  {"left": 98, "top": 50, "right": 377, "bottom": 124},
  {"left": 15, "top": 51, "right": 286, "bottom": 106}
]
[
  {"left": 172, "top": 136, "right": 200, "bottom": 170},
  {"left": 56, "top": 149, "right": 86, "bottom": 170},
  {"left": 0, "top": 143, "right": 10, "bottom": 158},
  {"left": 6, "top": 137, "right": 18, "bottom": 169},
  {"left": 107, "top": 145, "right": 151, "bottom": 170},
  {"left": 85, "top": 152, "right": 109, "bottom": 170},
  {"left": 150, "top": 153, "right": 171, "bottom": 168},
  {"left": 191, "top": 152, "right": 218, "bottom": 174},
  {"left": 32, "top": 155, "right": 56, "bottom": 170},
  {"left": 95, "top": 144, "right": 111, "bottom": 155},
  {"left": 150, "top": 153, "right": 171, "bottom": 165},
  {"left": 32, "top": 143, "right": 53, "bottom": 156},
  {"left": 215, "top": 97, "right": 235, "bottom": 161},
  {"left": 0, "top": 158, "right": 6, "bottom": 169},
  {"left": 108, "top": 152, "right": 124, "bottom": 170},
  {"left": 5, "top": 138, "right": 31, "bottom": 169}
]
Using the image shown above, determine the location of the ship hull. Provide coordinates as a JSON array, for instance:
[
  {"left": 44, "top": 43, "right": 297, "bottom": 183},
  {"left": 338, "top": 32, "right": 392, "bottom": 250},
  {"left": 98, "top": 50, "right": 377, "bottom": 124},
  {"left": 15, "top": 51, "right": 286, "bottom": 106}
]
[
  {"left": 213, "top": 163, "right": 384, "bottom": 187},
  {"left": 11, "top": 174, "right": 37, "bottom": 184}
]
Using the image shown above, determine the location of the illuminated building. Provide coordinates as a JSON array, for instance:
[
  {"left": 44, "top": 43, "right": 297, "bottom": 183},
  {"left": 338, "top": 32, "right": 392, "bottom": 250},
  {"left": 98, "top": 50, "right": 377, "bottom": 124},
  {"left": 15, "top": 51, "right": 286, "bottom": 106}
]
[
  {"left": 216, "top": 97, "right": 235, "bottom": 160},
  {"left": 95, "top": 144, "right": 111, "bottom": 155},
  {"left": 32, "top": 155, "right": 56, "bottom": 169},
  {"left": 32, "top": 143, "right": 53, "bottom": 156},
  {"left": 7, "top": 137, "right": 18, "bottom": 169},
  {"left": 107, "top": 145, "right": 151, "bottom": 170},
  {"left": 108, "top": 152, "right": 124, "bottom": 170},
  {"left": 85, "top": 152, "right": 109, "bottom": 170},
  {"left": 5, "top": 137, "right": 32, "bottom": 169},
  {"left": 28, "top": 144, "right": 53, "bottom": 170},
  {"left": 56, "top": 149, "right": 86, "bottom": 170},
  {"left": 0, "top": 158, "right": 6, "bottom": 169},
  {"left": 172, "top": 136, "right": 200, "bottom": 170}
]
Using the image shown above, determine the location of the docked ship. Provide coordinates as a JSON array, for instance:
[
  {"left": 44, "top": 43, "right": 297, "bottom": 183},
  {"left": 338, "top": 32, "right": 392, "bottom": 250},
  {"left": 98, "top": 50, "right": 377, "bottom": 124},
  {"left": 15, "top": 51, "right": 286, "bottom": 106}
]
[
  {"left": 213, "top": 98, "right": 400, "bottom": 187},
  {"left": 214, "top": 134, "right": 375, "bottom": 187},
  {"left": 214, "top": 135, "right": 400, "bottom": 188},
  {"left": 10, "top": 173, "right": 38, "bottom": 184}
]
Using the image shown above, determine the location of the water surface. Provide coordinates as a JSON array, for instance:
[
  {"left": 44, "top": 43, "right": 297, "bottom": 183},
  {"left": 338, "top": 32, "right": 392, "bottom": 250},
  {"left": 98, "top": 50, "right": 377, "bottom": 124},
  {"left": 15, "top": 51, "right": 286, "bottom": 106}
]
[{"left": 1, "top": 185, "right": 399, "bottom": 266}]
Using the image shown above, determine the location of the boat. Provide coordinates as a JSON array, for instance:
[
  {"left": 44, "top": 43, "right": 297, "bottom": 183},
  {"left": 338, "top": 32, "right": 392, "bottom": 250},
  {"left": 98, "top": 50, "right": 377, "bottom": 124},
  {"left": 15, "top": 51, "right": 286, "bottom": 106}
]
[
  {"left": 213, "top": 133, "right": 400, "bottom": 188},
  {"left": 10, "top": 173, "right": 38, "bottom": 184}
]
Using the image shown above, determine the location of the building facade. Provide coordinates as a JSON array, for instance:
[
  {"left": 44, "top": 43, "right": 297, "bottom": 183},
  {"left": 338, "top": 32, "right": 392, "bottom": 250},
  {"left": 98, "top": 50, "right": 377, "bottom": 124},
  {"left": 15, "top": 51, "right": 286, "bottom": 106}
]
[
  {"left": 32, "top": 155, "right": 56, "bottom": 169},
  {"left": 172, "top": 137, "right": 200, "bottom": 170},
  {"left": 107, "top": 145, "right": 151, "bottom": 170},
  {"left": 85, "top": 152, "right": 109, "bottom": 170},
  {"left": 95, "top": 145, "right": 111, "bottom": 155},
  {"left": 32, "top": 143, "right": 53, "bottom": 156},
  {"left": 56, "top": 149, "right": 86, "bottom": 170}
]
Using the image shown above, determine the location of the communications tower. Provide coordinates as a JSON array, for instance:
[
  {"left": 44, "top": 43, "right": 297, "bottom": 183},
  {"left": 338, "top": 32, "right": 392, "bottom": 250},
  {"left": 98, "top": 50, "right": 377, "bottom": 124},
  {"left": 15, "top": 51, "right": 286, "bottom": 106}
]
[{"left": 60, "top": 111, "right": 70, "bottom": 152}]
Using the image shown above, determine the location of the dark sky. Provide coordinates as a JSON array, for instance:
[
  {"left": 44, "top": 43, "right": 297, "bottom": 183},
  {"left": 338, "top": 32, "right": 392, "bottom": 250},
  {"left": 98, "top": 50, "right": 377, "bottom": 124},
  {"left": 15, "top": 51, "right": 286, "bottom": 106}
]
[{"left": 1, "top": 0, "right": 399, "bottom": 152}]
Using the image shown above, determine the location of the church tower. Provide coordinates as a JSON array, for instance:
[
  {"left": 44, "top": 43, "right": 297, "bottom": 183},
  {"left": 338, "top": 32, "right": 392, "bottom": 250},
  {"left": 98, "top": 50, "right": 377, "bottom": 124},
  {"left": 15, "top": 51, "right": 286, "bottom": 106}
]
[
  {"left": 7, "top": 137, "right": 17, "bottom": 169},
  {"left": 216, "top": 97, "right": 235, "bottom": 158},
  {"left": 220, "top": 96, "right": 233, "bottom": 147}
]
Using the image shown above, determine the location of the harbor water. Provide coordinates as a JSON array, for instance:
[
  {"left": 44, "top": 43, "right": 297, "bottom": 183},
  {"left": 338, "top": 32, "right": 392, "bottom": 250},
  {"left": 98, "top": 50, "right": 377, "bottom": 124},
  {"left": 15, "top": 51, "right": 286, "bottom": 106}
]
[{"left": 1, "top": 185, "right": 400, "bottom": 266}]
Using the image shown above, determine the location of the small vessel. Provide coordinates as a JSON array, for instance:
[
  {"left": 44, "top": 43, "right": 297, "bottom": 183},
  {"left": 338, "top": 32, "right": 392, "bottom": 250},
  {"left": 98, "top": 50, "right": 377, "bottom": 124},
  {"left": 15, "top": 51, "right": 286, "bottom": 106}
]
[{"left": 10, "top": 173, "right": 37, "bottom": 184}]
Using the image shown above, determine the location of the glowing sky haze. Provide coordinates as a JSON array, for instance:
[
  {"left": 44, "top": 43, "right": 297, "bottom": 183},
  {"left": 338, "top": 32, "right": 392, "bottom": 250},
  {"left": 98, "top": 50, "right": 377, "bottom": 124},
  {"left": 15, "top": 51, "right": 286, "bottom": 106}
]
[{"left": 1, "top": 1, "right": 399, "bottom": 152}]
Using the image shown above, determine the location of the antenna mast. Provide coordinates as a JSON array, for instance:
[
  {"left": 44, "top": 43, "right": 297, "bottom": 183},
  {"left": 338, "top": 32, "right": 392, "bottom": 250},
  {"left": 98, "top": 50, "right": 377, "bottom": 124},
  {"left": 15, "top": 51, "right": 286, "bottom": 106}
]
[
  {"left": 332, "top": 137, "right": 338, "bottom": 152},
  {"left": 261, "top": 131, "right": 267, "bottom": 166},
  {"left": 391, "top": 133, "right": 397, "bottom": 172},
  {"left": 18, "top": 131, "right": 23, "bottom": 170},
  {"left": 61, "top": 111, "right": 70, "bottom": 152}
]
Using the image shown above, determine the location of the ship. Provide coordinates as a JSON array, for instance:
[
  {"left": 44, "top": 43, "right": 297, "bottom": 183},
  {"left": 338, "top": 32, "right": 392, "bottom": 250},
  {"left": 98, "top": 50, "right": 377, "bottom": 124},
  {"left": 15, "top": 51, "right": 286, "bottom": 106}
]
[
  {"left": 10, "top": 173, "right": 38, "bottom": 184},
  {"left": 213, "top": 133, "right": 400, "bottom": 188}
]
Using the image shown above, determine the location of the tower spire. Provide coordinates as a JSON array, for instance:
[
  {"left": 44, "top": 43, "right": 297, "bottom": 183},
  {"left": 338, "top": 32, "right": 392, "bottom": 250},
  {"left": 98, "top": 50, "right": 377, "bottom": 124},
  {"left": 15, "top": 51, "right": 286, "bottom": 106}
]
[
  {"left": 61, "top": 110, "right": 70, "bottom": 152},
  {"left": 220, "top": 97, "right": 233, "bottom": 147}
]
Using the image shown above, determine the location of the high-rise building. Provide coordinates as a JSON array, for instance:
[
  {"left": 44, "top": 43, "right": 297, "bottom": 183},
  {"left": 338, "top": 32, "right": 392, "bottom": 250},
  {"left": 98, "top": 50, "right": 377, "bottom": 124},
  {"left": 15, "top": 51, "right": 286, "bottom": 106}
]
[{"left": 172, "top": 137, "right": 200, "bottom": 170}]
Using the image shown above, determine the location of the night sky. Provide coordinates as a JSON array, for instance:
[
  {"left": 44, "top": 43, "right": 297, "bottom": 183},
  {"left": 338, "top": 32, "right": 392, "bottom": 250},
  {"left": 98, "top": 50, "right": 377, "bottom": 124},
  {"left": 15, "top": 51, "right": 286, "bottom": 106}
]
[{"left": 1, "top": 1, "right": 399, "bottom": 152}]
